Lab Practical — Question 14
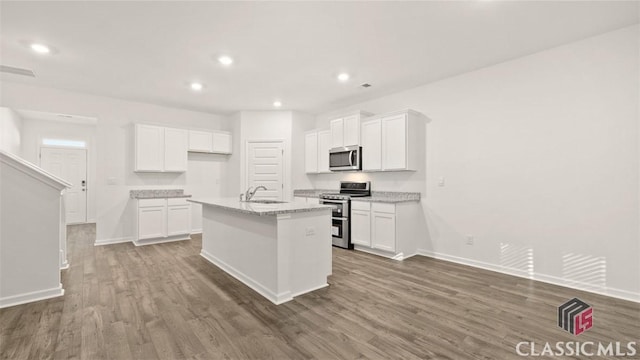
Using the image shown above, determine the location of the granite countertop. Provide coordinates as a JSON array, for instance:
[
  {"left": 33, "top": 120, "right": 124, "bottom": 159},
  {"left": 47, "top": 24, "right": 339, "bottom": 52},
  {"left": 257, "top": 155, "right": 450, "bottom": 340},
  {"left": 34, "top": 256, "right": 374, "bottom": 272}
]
[
  {"left": 293, "top": 189, "right": 420, "bottom": 203},
  {"left": 188, "top": 197, "right": 334, "bottom": 216},
  {"left": 130, "top": 189, "right": 192, "bottom": 199}
]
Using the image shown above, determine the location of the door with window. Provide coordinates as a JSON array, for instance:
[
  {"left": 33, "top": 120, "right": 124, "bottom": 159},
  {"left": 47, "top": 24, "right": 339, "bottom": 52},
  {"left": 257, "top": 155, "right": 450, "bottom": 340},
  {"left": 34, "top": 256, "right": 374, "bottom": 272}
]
[
  {"left": 40, "top": 147, "right": 88, "bottom": 224},
  {"left": 246, "top": 141, "right": 284, "bottom": 200}
]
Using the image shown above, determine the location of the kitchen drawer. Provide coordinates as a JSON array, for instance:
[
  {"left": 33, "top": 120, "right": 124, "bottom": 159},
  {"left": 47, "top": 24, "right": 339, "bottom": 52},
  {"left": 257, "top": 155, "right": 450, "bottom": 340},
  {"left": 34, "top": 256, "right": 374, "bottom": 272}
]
[
  {"left": 351, "top": 201, "right": 371, "bottom": 211},
  {"left": 168, "top": 198, "right": 190, "bottom": 206},
  {"left": 372, "top": 202, "right": 395, "bottom": 214},
  {"left": 138, "top": 198, "right": 166, "bottom": 207}
]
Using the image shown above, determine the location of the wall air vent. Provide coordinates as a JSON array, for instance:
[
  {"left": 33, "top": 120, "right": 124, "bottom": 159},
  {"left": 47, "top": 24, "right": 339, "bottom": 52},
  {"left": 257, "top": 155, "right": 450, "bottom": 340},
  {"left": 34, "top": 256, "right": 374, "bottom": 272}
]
[
  {"left": 0, "top": 65, "right": 36, "bottom": 77},
  {"left": 360, "top": 83, "right": 372, "bottom": 88}
]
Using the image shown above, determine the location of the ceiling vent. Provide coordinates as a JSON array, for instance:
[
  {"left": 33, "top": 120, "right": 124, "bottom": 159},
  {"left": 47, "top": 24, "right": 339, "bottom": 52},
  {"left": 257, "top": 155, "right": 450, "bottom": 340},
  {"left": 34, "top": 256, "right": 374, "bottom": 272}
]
[
  {"left": 0, "top": 65, "right": 36, "bottom": 77},
  {"left": 360, "top": 83, "right": 372, "bottom": 88}
]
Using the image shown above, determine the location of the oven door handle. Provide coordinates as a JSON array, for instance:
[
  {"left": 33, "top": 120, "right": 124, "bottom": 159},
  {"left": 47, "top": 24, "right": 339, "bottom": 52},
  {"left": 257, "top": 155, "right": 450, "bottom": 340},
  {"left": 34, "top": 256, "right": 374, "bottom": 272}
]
[
  {"left": 332, "top": 217, "right": 348, "bottom": 221},
  {"left": 321, "top": 200, "right": 348, "bottom": 204}
]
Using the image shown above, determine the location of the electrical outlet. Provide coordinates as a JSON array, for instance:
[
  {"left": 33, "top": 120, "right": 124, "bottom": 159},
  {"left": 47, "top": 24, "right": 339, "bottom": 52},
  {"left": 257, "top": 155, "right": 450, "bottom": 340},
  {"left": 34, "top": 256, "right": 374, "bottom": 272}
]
[
  {"left": 466, "top": 235, "right": 474, "bottom": 245},
  {"left": 438, "top": 176, "right": 445, "bottom": 187},
  {"left": 215, "top": 178, "right": 220, "bottom": 185},
  {"left": 305, "top": 227, "right": 316, "bottom": 236}
]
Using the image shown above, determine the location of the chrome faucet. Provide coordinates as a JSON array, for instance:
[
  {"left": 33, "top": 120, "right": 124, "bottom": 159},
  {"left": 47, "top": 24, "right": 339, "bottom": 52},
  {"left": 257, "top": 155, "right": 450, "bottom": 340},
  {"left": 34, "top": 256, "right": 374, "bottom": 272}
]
[{"left": 245, "top": 186, "right": 267, "bottom": 201}]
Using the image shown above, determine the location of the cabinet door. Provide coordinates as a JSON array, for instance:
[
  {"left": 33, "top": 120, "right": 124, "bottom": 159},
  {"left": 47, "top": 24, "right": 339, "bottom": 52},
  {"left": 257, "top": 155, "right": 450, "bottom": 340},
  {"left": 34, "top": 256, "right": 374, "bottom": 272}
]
[
  {"left": 164, "top": 128, "right": 188, "bottom": 172},
  {"left": 167, "top": 205, "right": 191, "bottom": 236},
  {"left": 305, "top": 132, "right": 318, "bottom": 173},
  {"left": 330, "top": 118, "right": 344, "bottom": 148},
  {"left": 317, "top": 130, "right": 330, "bottom": 173},
  {"left": 135, "top": 124, "right": 164, "bottom": 171},
  {"left": 307, "top": 197, "right": 320, "bottom": 205},
  {"left": 361, "top": 119, "right": 382, "bottom": 171},
  {"left": 343, "top": 115, "right": 360, "bottom": 146},
  {"left": 138, "top": 206, "right": 166, "bottom": 239},
  {"left": 188, "top": 130, "right": 213, "bottom": 152},
  {"left": 372, "top": 211, "right": 396, "bottom": 252},
  {"left": 212, "top": 132, "right": 232, "bottom": 154},
  {"left": 382, "top": 114, "right": 407, "bottom": 170},
  {"left": 351, "top": 209, "right": 371, "bottom": 247}
]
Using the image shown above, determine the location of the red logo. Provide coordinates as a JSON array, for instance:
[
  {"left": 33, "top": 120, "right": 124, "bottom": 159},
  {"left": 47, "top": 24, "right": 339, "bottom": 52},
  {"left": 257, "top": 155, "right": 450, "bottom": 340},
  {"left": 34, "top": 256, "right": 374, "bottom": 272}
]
[{"left": 558, "top": 298, "right": 593, "bottom": 335}]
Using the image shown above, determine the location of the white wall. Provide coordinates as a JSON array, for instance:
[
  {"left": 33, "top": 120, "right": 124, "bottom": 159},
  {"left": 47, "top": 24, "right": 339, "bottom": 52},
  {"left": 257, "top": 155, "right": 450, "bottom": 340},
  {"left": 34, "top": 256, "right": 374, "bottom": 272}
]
[
  {"left": 305, "top": 25, "right": 640, "bottom": 300},
  {"left": 238, "top": 111, "right": 293, "bottom": 200},
  {"left": 0, "top": 82, "right": 232, "bottom": 243},
  {"left": 0, "top": 107, "right": 23, "bottom": 155},
  {"left": 20, "top": 118, "right": 98, "bottom": 223}
]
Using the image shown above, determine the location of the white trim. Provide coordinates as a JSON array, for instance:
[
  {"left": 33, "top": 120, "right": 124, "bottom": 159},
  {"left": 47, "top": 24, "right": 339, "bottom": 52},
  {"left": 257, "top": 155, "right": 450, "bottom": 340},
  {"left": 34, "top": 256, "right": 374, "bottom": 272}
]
[
  {"left": 290, "top": 283, "right": 329, "bottom": 298},
  {"left": 0, "top": 285, "right": 64, "bottom": 309},
  {"left": 417, "top": 249, "right": 640, "bottom": 303},
  {"left": 94, "top": 237, "right": 133, "bottom": 246},
  {"left": 133, "top": 234, "right": 191, "bottom": 246},
  {"left": 0, "top": 150, "right": 71, "bottom": 189},
  {"left": 190, "top": 228, "right": 202, "bottom": 235},
  {"left": 200, "top": 249, "right": 293, "bottom": 305},
  {"left": 354, "top": 245, "right": 417, "bottom": 261}
]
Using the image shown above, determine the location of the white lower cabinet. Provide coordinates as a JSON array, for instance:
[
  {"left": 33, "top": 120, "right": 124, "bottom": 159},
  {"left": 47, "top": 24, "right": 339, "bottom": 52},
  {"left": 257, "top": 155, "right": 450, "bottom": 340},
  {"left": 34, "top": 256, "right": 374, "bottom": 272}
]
[
  {"left": 351, "top": 207, "right": 371, "bottom": 247},
  {"left": 138, "top": 200, "right": 166, "bottom": 239},
  {"left": 350, "top": 200, "right": 421, "bottom": 260},
  {"left": 136, "top": 198, "right": 191, "bottom": 245},
  {"left": 167, "top": 199, "right": 191, "bottom": 236},
  {"left": 372, "top": 206, "right": 396, "bottom": 252}
]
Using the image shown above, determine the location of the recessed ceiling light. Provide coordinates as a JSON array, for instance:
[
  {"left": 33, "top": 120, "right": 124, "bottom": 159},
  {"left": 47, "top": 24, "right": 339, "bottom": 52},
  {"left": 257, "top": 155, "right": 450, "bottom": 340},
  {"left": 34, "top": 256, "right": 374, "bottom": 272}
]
[
  {"left": 30, "top": 43, "right": 51, "bottom": 54},
  {"left": 273, "top": 101, "right": 282, "bottom": 108},
  {"left": 190, "top": 82, "right": 204, "bottom": 91},
  {"left": 218, "top": 56, "right": 233, "bottom": 66},
  {"left": 337, "top": 73, "right": 350, "bottom": 82}
]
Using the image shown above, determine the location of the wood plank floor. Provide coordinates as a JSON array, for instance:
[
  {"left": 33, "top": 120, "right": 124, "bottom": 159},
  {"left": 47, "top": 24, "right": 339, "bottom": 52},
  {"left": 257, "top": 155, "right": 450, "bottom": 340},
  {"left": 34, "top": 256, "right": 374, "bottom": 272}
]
[{"left": 1, "top": 224, "right": 638, "bottom": 359}]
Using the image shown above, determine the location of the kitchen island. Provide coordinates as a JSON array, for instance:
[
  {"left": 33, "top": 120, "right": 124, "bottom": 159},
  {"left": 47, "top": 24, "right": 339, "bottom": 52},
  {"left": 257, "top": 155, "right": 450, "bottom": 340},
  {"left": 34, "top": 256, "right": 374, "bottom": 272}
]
[{"left": 187, "top": 198, "right": 333, "bottom": 304}]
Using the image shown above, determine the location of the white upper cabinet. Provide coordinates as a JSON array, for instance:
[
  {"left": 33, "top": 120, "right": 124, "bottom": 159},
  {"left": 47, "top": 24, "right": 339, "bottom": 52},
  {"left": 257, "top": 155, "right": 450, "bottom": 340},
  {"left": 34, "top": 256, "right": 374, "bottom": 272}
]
[
  {"left": 343, "top": 115, "right": 360, "bottom": 146},
  {"left": 330, "top": 118, "right": 344, "bottom": 148},
  {"left": 329, "top": 111, "right": 371, "bottom": 148},
  {"left": 188, "top": 130, "right": 213, "bottom": 152},
  {"left": 317, "top": 130, "right": 331, "bottom": 173},
  {"left": 212, "top": 132, "right": 232, "bottom": 154},
  {"left": 305, "top": 132, "right": 318, "bottom": 173},
  {"left": 188, "top": 130, "right": 232, "bottom": 154},
  {"left": 135, "top": 124, "right": 187, "bottom": 172},
  {"left": 164, "top": 128, "right": 188, "bottom": 172},
  {"left": 305, "top": 130, "right": 332, "bottom": 174},
  {"left": 361, "top": 119, "right": 382, "bottom": 171},
  {"left": 382, "top": 114, "right": 407, "bottom": 171},
  {"left": 135, "top": 124, "right": 164, "bottom": 172},
  {"left": 361, "top": 109, "right": 427, "bottom": 172}
]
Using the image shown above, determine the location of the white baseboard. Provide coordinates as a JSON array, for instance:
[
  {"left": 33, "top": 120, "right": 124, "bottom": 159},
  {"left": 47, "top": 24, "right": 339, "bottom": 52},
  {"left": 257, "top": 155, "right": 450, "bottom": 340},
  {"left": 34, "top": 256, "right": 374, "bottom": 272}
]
[
  {"left": 0, "top": 284, "right": 64, "bottom": 309},
  {"left": 354, "top": 245, "right": 417, "bottom": 261},
  {"left": 190, "top": 229, "right": 202, "bottom": 235},
  {"left": 200, "top": 249, "right": 293, "bottom": 305},
  {"left": 94, "top": 236, "right": 133, "bottom": 246},
  {"left": 133, "top": 234, "right": 191, "bottom": 246},
  {"left": 417, "top": 249, "right": 640, "bottom": 303}
]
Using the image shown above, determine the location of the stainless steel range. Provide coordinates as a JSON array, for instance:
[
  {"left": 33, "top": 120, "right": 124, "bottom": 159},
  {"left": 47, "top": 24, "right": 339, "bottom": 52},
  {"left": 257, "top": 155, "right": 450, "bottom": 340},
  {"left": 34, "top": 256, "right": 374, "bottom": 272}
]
[{"left": 320, "top": 181, "right": 371, "bottom": 249}]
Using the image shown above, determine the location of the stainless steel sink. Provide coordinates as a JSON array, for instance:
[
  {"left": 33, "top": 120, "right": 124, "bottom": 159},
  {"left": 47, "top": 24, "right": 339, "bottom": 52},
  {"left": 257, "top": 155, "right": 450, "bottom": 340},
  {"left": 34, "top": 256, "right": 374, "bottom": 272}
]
[{"left": 244, "top": 200, "right": 287, "bottom": 204}]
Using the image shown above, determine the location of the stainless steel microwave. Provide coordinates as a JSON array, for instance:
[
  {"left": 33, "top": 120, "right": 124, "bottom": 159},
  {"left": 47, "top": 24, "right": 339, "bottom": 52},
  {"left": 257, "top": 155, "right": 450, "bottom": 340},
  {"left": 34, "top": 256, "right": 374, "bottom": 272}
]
[{"left": 329, "top": 145, "right": 362, "bottom": 171}]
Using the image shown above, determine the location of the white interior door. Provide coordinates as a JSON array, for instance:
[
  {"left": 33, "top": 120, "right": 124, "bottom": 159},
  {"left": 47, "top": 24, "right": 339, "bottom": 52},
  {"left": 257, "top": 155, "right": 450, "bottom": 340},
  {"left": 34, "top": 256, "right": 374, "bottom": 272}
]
[
  {"left": 40, "top": 147, "right": 87, "bottom": 224},
  {"left": 246, "top": 141, "right": 284, "bottom": 200}
]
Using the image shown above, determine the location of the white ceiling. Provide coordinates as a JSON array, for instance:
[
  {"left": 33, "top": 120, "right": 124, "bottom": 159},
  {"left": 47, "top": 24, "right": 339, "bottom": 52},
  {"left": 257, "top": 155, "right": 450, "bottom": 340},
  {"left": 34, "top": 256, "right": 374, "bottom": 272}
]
[{"left": 1, "top": 1, "right": 638, "bottom": 115}]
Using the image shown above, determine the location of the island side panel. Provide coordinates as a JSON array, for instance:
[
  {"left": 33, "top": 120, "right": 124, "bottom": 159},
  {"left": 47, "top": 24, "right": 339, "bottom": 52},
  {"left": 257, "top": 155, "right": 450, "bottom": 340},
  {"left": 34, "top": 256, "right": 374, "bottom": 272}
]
[
  {"left": 276, "top": 209, "right": 332, "bottom": 298},
  {"left": 200, "top": 206, "right": 280, "bottom": 302}
]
